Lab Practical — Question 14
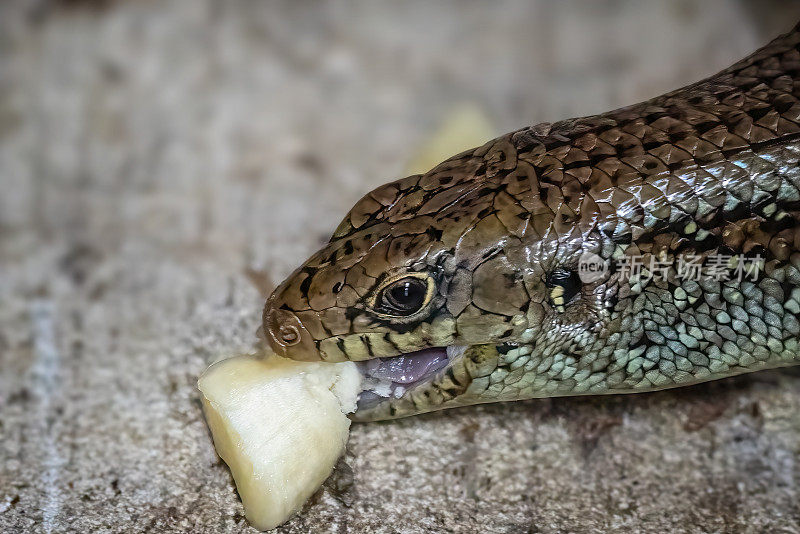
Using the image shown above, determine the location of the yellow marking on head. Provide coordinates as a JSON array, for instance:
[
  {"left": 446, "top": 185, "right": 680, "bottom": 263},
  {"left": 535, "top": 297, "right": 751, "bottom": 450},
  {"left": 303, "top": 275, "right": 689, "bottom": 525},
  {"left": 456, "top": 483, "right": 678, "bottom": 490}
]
[{"left": 550, "top": 285, "right": 565, "bottom": 312}]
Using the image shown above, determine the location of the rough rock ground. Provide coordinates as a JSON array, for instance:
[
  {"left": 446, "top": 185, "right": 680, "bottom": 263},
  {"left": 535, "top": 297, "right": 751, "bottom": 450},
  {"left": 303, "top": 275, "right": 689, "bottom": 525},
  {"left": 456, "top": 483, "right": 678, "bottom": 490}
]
[{"left": 2, "top": 1, "right": 800, "bottom": 532}]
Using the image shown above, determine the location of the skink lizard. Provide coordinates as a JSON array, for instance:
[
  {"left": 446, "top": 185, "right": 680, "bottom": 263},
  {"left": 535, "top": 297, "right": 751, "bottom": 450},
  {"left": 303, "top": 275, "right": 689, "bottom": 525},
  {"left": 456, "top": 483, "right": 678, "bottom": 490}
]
[{"left": 264, "top": 23, "right": 800, "bottom": 421}]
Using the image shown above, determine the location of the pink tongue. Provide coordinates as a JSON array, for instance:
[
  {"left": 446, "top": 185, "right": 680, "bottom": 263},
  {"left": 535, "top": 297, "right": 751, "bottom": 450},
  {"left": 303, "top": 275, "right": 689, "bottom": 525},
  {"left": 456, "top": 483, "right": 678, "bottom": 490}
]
[{"left": 367, "top": 348, "right": 448, "bottom": 384}]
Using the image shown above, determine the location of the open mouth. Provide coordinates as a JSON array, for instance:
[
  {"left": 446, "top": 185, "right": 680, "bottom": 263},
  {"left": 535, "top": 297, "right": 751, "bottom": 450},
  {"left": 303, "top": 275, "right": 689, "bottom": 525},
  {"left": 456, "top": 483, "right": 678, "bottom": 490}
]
[{"left": 356, "top": 346, "right": 465, "bottom": 410}]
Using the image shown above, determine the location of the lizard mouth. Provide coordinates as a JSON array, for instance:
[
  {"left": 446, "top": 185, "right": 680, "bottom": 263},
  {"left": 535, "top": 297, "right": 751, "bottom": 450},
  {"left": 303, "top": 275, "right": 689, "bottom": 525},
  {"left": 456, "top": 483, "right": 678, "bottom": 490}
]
[{"left": 355, "top": 346, "right": 465, "bottom": 411}]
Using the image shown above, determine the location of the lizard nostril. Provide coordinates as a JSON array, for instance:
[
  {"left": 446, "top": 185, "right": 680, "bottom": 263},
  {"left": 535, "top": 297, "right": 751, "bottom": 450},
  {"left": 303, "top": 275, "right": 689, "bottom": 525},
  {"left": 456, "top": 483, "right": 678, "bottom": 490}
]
[
  {"left": 263, "top": 301, "right": 320, "bottom": 360},
  {"left": 279, "top": 324, "right": 300, "bottom": 345},
  {"left": 266, "top": 307, "right": 300, "bottom": 349}
]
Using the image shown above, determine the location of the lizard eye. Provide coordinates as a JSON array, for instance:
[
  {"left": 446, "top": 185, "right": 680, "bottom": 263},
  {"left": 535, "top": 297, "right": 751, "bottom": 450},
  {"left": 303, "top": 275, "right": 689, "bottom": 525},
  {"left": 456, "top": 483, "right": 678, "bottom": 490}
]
[
  {"left": 374, "top": 275, "right": 433, "bottom": 317},
  {"left": 546, "top": 269, "right": 581, "bottom": 312}
]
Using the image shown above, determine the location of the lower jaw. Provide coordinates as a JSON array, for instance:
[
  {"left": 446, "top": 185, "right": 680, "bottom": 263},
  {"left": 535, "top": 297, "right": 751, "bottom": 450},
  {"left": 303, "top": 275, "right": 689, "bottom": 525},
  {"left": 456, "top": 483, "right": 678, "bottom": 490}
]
[{"left": 353, "top": 345, "right": 468, "bottom": 419}]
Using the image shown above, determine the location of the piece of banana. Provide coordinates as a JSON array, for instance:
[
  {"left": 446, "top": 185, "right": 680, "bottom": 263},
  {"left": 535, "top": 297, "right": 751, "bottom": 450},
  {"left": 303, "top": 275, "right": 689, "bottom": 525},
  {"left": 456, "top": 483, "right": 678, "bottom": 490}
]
[{"left": 198, "top": 353, "right": 361, "bottom": 530}]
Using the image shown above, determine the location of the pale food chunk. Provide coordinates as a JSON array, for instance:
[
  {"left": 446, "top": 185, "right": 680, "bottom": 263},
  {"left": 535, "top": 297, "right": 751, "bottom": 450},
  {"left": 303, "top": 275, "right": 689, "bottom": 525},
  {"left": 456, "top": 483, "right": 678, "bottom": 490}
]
[{"left": 198, "top": 353, "right": 361, "bottom": 530}]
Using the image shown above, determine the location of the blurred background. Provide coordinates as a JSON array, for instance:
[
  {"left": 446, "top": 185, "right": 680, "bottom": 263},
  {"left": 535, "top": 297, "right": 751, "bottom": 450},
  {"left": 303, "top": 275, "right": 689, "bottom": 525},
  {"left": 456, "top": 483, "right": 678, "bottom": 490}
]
[{"left": 2, "top": 1, "right": 800, "bottom": 532}]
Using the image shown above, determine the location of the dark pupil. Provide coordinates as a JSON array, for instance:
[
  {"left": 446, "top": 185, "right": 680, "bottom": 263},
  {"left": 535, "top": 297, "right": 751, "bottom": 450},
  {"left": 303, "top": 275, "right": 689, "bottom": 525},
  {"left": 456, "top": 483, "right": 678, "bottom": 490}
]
[
  {"left": 382, "top": 278, "right": 427, "bottom": 314},
  {"left": 547, "top": 269, "right": 581, "bottom": 302}
]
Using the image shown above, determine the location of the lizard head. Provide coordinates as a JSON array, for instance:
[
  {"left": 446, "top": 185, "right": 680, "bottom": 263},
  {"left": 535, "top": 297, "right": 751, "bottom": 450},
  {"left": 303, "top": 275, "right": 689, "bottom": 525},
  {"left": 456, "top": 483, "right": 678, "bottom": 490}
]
[
  {"left": 264, "top": 135, "right": 623, "bottom": 420},
  {"left": 266, "top": 22, "right": 800, "bottom": 419}
]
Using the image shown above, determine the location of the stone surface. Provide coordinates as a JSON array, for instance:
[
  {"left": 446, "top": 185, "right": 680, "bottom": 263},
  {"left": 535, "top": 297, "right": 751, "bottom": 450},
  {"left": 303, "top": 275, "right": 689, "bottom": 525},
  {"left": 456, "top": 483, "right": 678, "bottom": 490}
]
[{"left": 2, "top": 1, "right": 800, "bottom": 532}]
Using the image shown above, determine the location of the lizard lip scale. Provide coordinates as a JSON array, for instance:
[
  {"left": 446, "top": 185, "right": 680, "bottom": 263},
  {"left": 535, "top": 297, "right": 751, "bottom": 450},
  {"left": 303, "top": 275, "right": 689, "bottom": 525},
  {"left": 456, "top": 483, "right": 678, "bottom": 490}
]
[{"left": 356, "top": 347, "right": 460, "bottom": 410}]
